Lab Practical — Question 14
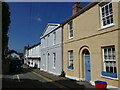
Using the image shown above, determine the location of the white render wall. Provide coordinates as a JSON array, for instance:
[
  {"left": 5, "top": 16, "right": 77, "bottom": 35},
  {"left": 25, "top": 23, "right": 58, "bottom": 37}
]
[
  {"left": 40, "top": 23, "right": 62, "bottom": 75},
  {"left": 25, "top": 43, "right": 41, "bottom": 68},
  {"left": 28, "top": 44, "right": 41, "bottom": 58}
]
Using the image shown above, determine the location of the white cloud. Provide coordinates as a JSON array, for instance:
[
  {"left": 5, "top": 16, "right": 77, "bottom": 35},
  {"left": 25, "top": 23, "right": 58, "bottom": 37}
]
[
  {"left": 32, "top": 17, "right": 42, "bottom": 22},
  {"left": 37, "top": 18, "right": 42, "bottom": 22}
]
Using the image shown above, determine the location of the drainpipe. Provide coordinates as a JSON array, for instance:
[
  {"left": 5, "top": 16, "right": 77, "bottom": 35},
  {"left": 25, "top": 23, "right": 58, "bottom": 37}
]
[
  {"left": 79, "top": 51, "right": 81, "bottom": 81},
  {"left": 61, "top": 24, "right": 64, "bottom": 74}
]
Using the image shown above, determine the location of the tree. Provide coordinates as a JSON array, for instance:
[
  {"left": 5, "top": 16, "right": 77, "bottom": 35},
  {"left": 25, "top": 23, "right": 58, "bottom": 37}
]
[{"left": 2, "top": 2, "right": 11, "bottom": 59}]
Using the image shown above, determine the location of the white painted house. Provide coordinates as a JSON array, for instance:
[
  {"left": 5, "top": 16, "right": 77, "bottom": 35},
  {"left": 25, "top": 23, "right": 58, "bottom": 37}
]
[
  {"left": 24, "top": 43, "right": 41, "bottom": 69},
  {"left": 7, "top": 52, "right": 20, "bottom": 60},
  {"left": 40, "top": 23, "right": 62, "bottom": 75},
  {"left": 24, "top": 46, "right": 29, "bottom": 65}
]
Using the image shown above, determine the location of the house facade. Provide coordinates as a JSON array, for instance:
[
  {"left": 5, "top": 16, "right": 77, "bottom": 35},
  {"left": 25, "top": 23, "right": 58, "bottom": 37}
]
[
  {"left": 40, "top": 23, "right": 62, "bottom": 75},
  {"left": 24, "top": 46, "right": 29, "bottom": 65},
  {"left": 7, "top": 50, "right": 20, "bottom": 60},
  {"left": 24, "top": 43, "right": 41, "bottom": 68},
  {"left": 62, "top": 2, "right": 120, "bottom": 88}
]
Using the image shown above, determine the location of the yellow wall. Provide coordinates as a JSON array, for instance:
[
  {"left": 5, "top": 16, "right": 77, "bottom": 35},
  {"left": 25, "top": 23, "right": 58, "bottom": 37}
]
[
  {"left": 63, "top": 2, "right": 120, "bottom": 87},
  {"left": 118, "top": 1, "right": 120, "bottom": 87}
]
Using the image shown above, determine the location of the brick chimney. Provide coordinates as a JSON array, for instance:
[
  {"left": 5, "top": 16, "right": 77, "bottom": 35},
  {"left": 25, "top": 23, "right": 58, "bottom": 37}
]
[{"left": 72, "top": 2, "right": 82, "bottom": 15}]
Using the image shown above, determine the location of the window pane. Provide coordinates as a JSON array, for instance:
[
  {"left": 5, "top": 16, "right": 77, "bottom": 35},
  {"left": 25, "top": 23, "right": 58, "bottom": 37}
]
[
  {"left": 109, "top": 3, "right": 112, "bottom": 10},
  {"left": 70, "top": 31, "right": 73, "bottom": 37},
  {"left": 68, "top": 21, "right": 73, "bottom": 38},
  {"left": 68, "top": 51, "right": 73, "bottom": 67},
  {"left": 110, "top": 15, "right": 113, "bottom": 23},
  {"left": 104, "top": 55, "right": 107, "bottom": 60},
  {"left": 108, "top": 48, "right": 111, "bottom": 60},
  {"left": 103, "top": 18, "right": 106, "bottom": 26},
  {"left": 101, "top": 3, "right": 113, "bottom": 26},
  {"left": 106, "top": 61, "right": 109, "bottom": 66},
  {"left": 109, "top": 3, "right": 112, "bottom": 14},
  {"left": 102, "top": 12, "right": 105, "bottom": 17},
  {"left": 105, "top": 5, "right": 109, "bottom": 16},
  {"left": 106, "top": 10, "right": 109, "bottom": 16},
  {"left": 103, "top": 46, "right": 116, "bottom": 74},
  {"left": 114, "top": 67, "right": 117, "bottom": 73},
  {"left": 111, "top": 48, "right": 115, "bottom": 60},
  {"left": 110, "top": 66, "right": 113, "bottom": 73},
  {"left": 104, "top": 49, "right": 107, "bottom": 55},
  {"left": 105, "top": 5, "right": 108, "bottom": 11},
  {"left": 70, "top": 63, "right": 73, "bottom": 67},
  {"left": 106, "top": 66, "right": 109, "bottom": 72},
  {"left": 102, "top": 7, "right": 104, "bottom": 12},
  {"left": 112, "top": 47, "right": 115, "bottom": 54},
  {"left": 106, "top": 17, "right": 110, "bottom": 24}
]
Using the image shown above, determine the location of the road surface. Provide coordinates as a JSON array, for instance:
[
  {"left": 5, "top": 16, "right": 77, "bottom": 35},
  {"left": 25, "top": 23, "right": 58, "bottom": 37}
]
[{"left": 2, "top": 66, "right": 69, "bottom": 89}]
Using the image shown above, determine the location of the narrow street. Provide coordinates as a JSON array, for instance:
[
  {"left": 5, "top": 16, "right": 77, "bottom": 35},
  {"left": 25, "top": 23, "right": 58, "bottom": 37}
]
[
  {"left": 2, "top": 65, "right": 95, "bottom": 89},
  {"left": 2, "top": 65, "right": 68, "bottom": 89}
]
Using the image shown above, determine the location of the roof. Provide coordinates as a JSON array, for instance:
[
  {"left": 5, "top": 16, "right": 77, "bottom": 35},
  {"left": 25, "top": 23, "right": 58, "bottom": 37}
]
[
  {"left": 40, "top": 23, "right": 60, "bottom": 39},
  {"left": 28, "top": 42, "right": 41, "bottom": 50},
  {"left": 62, "top": 2, "right": 99, "bottom": 26}
]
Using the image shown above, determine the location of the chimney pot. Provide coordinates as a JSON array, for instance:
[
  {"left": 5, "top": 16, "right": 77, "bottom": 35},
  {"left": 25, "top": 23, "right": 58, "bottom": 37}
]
[{"left": 72, "top": 2, "right": 82, "bottom": 15}]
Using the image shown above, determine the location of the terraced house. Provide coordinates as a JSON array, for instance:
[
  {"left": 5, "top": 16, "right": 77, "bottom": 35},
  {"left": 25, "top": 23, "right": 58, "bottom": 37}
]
[
  {"left": 62, "top": 1, "right": 120, "bottom": 88},
  {"left": 40, "top": 23, "right": 62, "bottom": 76},
  {"left": 24, "top": 43, "right": 41, "bottom": 69}
]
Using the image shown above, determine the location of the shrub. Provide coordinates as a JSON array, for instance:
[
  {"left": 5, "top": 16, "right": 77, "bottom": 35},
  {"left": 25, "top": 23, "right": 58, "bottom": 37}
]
[{"left": 59, "top": 71, "right": 65, "bottom": 77}]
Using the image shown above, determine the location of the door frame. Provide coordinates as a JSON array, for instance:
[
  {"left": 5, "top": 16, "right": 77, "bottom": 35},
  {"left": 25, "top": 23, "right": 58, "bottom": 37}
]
[{"left": 80, "top": 48, "right": 91, "bottom": 82}]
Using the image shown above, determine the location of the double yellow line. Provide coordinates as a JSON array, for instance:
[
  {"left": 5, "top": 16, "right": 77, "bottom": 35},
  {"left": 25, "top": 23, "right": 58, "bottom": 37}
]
[{"left": 31, "top": 71, "right": 70, "bottom": 89}]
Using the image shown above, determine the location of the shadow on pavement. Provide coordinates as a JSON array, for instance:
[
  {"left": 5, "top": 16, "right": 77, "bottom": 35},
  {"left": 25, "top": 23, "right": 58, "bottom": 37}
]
[
  {"left": 2, "top": 65, "right": 97, "bottom": 89},
  {"left": 6, "top": 65, "right": 32, "bottom": 75},
  {"left": 2, "top": 77, "right": 98, "bottom": 90}
]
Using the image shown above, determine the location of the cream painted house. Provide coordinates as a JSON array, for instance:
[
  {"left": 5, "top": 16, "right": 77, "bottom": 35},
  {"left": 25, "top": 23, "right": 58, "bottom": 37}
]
[{"left": 62, "top": 2, "right": 120, "bottom": 88}]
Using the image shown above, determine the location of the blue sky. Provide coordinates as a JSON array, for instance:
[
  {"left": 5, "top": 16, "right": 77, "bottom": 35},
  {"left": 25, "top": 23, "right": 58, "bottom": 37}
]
[{"left": 7, "top": 2, "right": 90, "bottom": 53}]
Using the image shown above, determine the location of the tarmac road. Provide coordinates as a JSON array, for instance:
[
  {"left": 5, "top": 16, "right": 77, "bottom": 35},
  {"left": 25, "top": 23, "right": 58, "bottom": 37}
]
[{"left": 2, "top": 66, "right": 69, "bottom": 89}]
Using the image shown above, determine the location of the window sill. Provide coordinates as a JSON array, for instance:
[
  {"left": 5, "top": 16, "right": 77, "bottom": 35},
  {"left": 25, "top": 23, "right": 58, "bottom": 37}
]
[
  {"left": 97, "top": 23, "right": 115, "bottom": 31},
  {"left": 101, "top": 72, "right": 118, "bottom": 79},
  {"left": 68, "top": 37, "right": 73, "bottom": 40},
  {"left": 67, "top": 66, "right": 74, "bottom": 70},
  {"left": 101, "top": 75, "right": 119, "bottom": 80}
]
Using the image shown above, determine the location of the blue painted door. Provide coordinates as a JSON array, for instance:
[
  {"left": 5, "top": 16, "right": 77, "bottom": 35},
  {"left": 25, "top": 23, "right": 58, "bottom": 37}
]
[{"left": 85, "top": 56, "right": 91, "bottom": 81}]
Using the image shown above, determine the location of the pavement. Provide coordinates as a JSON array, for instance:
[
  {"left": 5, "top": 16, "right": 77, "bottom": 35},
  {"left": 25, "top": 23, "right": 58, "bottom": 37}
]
[{"left": 24, "top": 65, "right": 95, "bottom": 89}]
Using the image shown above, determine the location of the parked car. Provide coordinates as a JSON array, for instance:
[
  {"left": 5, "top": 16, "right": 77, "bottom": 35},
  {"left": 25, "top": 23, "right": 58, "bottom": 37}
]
[{"left": 9, "top": 59, "right": 23, "bottom": 72}]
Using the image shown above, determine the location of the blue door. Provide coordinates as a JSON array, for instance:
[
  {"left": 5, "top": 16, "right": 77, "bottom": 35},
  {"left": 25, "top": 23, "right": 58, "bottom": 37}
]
[{"left": 85, "top": 56, "right": 91, "bottom": 81}]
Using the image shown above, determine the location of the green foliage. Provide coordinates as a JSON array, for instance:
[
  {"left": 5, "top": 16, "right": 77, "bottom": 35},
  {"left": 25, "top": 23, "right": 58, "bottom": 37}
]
[
  {"left": 59, "top": 71, "right": 66, "bottom": 77},
  {"left": 2, "top": 2, "right": 11, "bottom": 59}
]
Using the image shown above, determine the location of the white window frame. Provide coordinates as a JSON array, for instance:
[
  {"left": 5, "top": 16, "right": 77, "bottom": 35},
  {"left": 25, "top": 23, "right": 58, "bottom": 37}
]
[
  {"left": 53, "top": 53, "right": 56, "bottom": 68},
  {"left": 102, "top": 46, "right": 116, "bottom": 73},
  {"left": 42, "top": 54, "right": 45, "bottom": 66},
  {"left": 68, "top": 50, "right": 74, "bottom": 68},
  {"left": 100, "top": 2, "right": 114, "bottom": 29},
  {"left": 53, "top": 31, "right": 56, "bottom": 45},
  {"left": 68, "top": 21, "right": 73, "bottom": 39}
]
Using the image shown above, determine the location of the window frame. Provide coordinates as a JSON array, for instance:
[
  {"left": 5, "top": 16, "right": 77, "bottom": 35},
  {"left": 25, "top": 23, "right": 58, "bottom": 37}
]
[
  {"left": 102, "top": 46, "right": 117, "bottom": 77},
  {"left": 68, "top": 50, "right": 74, "bottom": 69},
  {"left": 68, "top": 21, "right": 73, "bottom": 39},
  {"left": 53, "top": 31, "right": 56, "bottom": 45},
  {"left": 100, "top": 2, "right": 114, "bottom": 29},
  {"left": 53, "top": 53, "right": 56, "bottom": 68}
]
